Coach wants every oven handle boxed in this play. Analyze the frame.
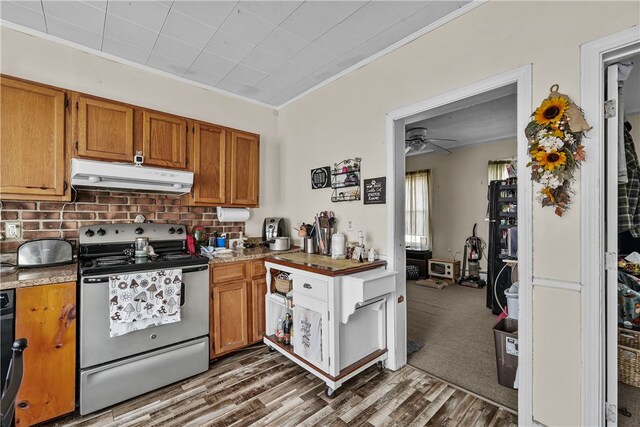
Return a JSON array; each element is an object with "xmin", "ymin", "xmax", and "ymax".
[
  {"xmin": 181, "ymin": 265, "xmax": 209, "ymax": 274},
  {"xmin": 180, "ymin": 282, "xmax": 185, "ymax": 306},
  {"xmin": 81, "ymin": 265, "xmax": 208, "ymax": 283}
]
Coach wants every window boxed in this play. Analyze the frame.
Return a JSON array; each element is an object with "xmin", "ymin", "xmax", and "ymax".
[
  {"xmin": 405, "ymin": 170, "xmax": 432, "ymax": 249},
  {"xmin": 488, "ymin": 160, "xmax": 513, "ymax": 182}
]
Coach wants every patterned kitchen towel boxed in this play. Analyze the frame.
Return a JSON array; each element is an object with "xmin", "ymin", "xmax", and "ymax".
[
  {"xmin": 292, "ymin": 306, "xmax": 322, "ymax": 363},
  {"xmin": 109, "ymin": 269, "xmax": 182, "ymax": 338}
]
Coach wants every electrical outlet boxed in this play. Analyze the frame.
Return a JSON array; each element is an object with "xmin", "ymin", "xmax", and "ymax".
[
  {"xmin": 347, "ymin": 219, "xmax": 354, "ymax": 231},
  {"xmin": 6, "ymin": 222, "xmax": 20, "ymax": 239}
]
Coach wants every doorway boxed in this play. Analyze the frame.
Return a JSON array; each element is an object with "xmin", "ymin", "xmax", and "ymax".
[
  {"xmin": 385, "ymin": 65, "xmax": 533, "ymax": 424},
  {"xmin": 580, "ymin": 27, "xmax": 640, "ymax": 427}
]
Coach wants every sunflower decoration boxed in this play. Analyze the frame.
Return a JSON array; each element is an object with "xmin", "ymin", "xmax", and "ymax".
[{"xmin": 526, "ymin": 84, "xmax": 590, "ymax": 216}]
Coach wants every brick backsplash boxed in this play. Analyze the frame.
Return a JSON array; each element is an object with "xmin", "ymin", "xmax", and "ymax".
[{"xmin": 0, "ymin": 189, "xmax": 245, "ymax": 253}]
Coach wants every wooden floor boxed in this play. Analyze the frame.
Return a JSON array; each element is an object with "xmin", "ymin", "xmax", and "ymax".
[{"xmin": 47, "ymin": 347, "xmax": 517, "ymax": 427}]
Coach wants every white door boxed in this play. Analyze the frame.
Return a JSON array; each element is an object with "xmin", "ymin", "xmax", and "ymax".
[{"xmin": 605, "ymin": 63, "xmax": 620, "ymax": 427}]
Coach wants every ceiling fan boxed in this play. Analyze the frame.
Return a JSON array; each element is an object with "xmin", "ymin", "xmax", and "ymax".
[{"xmin": 404, "ymin": 127, "xmax": 456, "ymax": 155}]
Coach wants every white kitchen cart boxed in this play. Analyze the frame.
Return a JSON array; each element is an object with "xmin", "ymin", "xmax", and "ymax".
[{"xmin": 264, "ymin": 255, "xmax": 396, "ymax": 398}]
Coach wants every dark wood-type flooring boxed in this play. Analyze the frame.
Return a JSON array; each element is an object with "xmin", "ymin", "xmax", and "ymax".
[{"xmin": 46, "ymin": 347, "xmax": 517, "ymax": 427}]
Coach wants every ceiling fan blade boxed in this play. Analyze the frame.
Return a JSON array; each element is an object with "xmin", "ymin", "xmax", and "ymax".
[
  {"xmin": 426, "ymin": 142, "xmax": 451, "ymax": 155},
  {"xmin": 424, "ymin": 138, "xmax": 457, "ymax": 143},
  {"xmin": 405, "ymin": 145, "xmax": 413, "ymax": 154}
]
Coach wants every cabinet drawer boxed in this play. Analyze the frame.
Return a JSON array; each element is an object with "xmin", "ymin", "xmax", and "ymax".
[
  {"xmin": 212, "ymin": 263, "xmax": 246, "ymax": 283},
  {"xmin": 251, "ymin": 261, "xmax": 266, "ymax": 278},
  {"xmin": 292, "ymin": 274, "xmax": 327, "ymax": 302}
]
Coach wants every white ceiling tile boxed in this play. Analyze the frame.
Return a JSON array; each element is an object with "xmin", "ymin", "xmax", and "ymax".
[
  {"xmin": 152, "ymin": 34, "xmax": 201, "ymax": 65},
  {"xmin": 83, "ymin": 1, "xmax": 107, "ymax": 11},
  {"xmin": 269, "ymin": 60, "xmax": 312, "ymax": 84},
  {"xmin": 278, "ymin": 2, "xmax": 336, "ymax": 42},
  {"xmin": 255, "ymin": 74, "xmax": 290, "ymax": 95},
  {"xmin": 161, "ymin": 9, "xmax": 218, "ymax": 50},
  {"xmin": 9, "ymin": 1, "xmax": 42, "ymax": 12},
  {"xmin": 225, "ymin": 64, "xmax": 267, "ymax": 86},
  {"xmin": 102, "ymin": 37, "xmax": 149, "ymax": 64},
  {"xmin": 290, "ymin": 43, "xmax": 337, "ymax": 70},
  {"xmin": 403, "ymin": 1, "xmax": 462, "ymax": 32},
  {"xmin": 184, "ymin": 66, "xmax": 225, "ymax": 87},
  {"xmin": 340, "ymin": 2, "xmax": 401, "ymax": 42},
  {"xmin": 313, "ymin": 22, "xmax": 365, "ymax": 57},
  {"xmin": 190, "ymin": 50, "xmax": 238, "ymax": 77},
  {"xmin": 104, "ymin": 13, "xmax": 158, "ymax": 51},
  {"xmin": 257, "ymin": 27, "xmax": 306, "ymax": 60},
  {"xmin": 346, "ymin": 20, "xmax": 415, "ymax": 60},
  {"xmin": 219, "ymin": 7, "xmax": 275, "ymax": 45},
  {"xmin": 147, "ymin": 52, "xmax": 190, "ymax": 76},
  {"xmin": 0, "ymin": 2, "xmax": 46, "ymax": 32},
  {"xmin": 307, "ymin": 1, "xmax": 366, "ymax": 24},
  {"xmin": 216, "ymin": 76, "xmax": 263, "ymax": 98},
  {"xmin": 237, "ymin": 1, "xmax": 302, "ymax": 26},
  {"xmin": 43, "ymin": 1, "xmax": 106, "ymax": 35},
  {"xmin": 241, "ymin": 47, "xmax": 286, "ymax": 74},
  {"xmin": 204, "ymin": 31, "xmax": 254, "ymax": 62},
  {"xmin": 46, "ymin": 14, "xmax": 102, "ymax": 50},
  {"xmin": 384, "ymin": 1, "xmax": 432, "ymax": 20},
  {"xmin": 107, "ymin": 0, "xmax": 170, "ymax": 32},
  {"xmin": 171, "ymin": 1, "xmax": 236, "ymax": 29},
  {"xmin": 250, "ymin": 91, "xmax": 279, "ymax": 105}
]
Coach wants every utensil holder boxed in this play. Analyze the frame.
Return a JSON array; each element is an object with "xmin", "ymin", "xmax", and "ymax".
[
  {"xmin": 318, "ymin": 226, "xmax": 333, "ymax": 255},
  {"xmin": 304, "ymin": 237, "xmax": 317, "ymax": 254}
]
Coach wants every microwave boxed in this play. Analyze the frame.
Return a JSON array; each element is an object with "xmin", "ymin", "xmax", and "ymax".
[{"xmin": 427, "ymin": 259, "xmax": 461, "ymax": 281}]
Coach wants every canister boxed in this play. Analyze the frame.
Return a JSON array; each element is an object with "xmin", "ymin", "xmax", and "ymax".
[{"xmin": 304, "ymin": 237, "xmax": 317, "ymax": 254}]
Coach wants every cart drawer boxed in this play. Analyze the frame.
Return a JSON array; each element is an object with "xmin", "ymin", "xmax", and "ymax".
[{"xmin": 292, "ymin": 274, "xmax": 327, "ymax": 301}]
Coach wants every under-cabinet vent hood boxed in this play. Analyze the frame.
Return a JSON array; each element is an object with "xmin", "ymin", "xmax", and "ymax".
[{"xmin": 71, "ymin": 159, "xmax": 193, "ymax": 193}]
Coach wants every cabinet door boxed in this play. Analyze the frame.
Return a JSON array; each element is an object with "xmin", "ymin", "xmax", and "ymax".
[
  {"xmin": 142, "ymin": 111, "xmax": 187, "ymax": 169},
  {"xmin": 212, "ymin": 281, "xmax": 248, "ymax": 356},
  {"xmin": 0, "ymin": 77, "xmax": 68, "ymax": 200},
  {"xmin": 192, "ymin": 122, "xmax": 226, "ymax": 204},
  {"xmin": 251, "ymin": 278, "xmax": 267, "ymax": 343},
  {"xmin": 229, "ymin": 131, "xmax": 259, "ymax": 207},
  {"xmin": 77, "ymin": 95, "xmax": 134, "ymax": 162},
  {"xmin": 15, "ymin": 282, "xmax": 76, "ymax": 426}
]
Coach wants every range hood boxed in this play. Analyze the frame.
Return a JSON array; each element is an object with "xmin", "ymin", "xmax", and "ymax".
[{"xmin": 71, "ymin": 159, "xmax": 193, "ymax": 193}]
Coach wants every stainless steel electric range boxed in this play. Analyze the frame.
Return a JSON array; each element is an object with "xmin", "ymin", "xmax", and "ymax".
[{"xmin": 77, "ymin": 223, "xmax": 209, "ymax": 415}]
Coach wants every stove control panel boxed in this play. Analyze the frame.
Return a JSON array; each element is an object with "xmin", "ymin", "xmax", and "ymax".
[{"xmin": 79, "ymin": 223, "xmax": 186, "ymax": 244}]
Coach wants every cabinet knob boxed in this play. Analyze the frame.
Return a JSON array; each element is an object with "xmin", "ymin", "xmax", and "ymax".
[
  {"xmin": 17, "ymin": 401, "xmax": 28, "ymax": 409},
  {"xmin": 303, "ymin": 283, "xmax": 312, "ymax": 289},
  {"xmin": 150, "ymin": 333, "xmax": 157, "ymax": 339},
  {"xmin": 135, "ymin": 227, "xmax": 144, "ymax": 235}
]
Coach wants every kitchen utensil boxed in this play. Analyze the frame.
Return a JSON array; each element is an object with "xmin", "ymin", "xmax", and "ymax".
[
  {"xmin": 304, "ymin": 237, "xmax": 317, "ymax": 254},
  {"xmin": 269, "ymin": 237, "xmax": 291, "ymax": 251},
  {"xmin": 16, "ymin": 239, "xmax": 73, "ymax": 268}
]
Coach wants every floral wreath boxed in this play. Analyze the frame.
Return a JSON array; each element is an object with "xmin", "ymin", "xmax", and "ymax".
[{"xmin": 525, "ymin": 84, "xmax": 591, "ymax": 216}]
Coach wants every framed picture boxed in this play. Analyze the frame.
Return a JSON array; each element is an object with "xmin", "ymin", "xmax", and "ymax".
[
  {"xmin": 311, "ymin": 166, "xmax": 331, "ymax": 189},
  {"xmin": 364, "ymin": 177, "xmax": 386, "ymax": 204},
  {"xmin": 352, "ymin": 245, "xmax": 363, "ymax": 261}
]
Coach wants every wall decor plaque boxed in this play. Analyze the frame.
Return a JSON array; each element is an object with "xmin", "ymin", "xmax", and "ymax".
[
  {"xmin": 364, "ymin": 177, "xmax": 386, "ymax": 205},
  {"xmin": 311, "ymin": 166, "xmax": 331, "ymax": 189}
]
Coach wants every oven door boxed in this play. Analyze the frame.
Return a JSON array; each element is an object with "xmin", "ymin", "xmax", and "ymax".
[{"xmin": 80, "ymin": 264, "xmax": 209, "ymax": 369}]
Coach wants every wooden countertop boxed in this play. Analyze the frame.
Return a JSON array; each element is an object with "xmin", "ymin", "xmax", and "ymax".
[
  {"xmin": 266, "ymin": 252, "xmax": 387, "ymax": 276},
  {"xmin": 1, "ymin": 262, "xmax": 78, "ymax": 290}
]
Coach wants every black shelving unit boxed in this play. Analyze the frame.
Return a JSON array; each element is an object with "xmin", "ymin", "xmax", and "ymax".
[{"xmin": 331, "ymin": 158, "xmax": 361, "ymax": 202}]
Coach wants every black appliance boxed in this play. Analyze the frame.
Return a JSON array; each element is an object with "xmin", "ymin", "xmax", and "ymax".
[
  {"xmin": 487, "ymin": 179, "xmax": 518, "ymax": 314},
  {"xmin": 0, "ymin": 290, "xmax": 15, "ymax": 391}
]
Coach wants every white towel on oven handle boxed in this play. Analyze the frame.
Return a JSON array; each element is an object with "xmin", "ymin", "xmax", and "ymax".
[{"xmin": 109, "ymin": 268, "xmax": 182, "ymax": 338}]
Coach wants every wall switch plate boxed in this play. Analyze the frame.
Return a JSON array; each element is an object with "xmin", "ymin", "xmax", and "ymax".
[
  {"xmin": 347, "ymin": 219, "xmax": 354, "ymax": 231},
  {"xmin": 6, "ymin": 222, "xmax": 20, "ymax": 239}
]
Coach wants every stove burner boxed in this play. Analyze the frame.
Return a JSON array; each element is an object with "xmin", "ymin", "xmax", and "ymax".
[
  {"xmin": 93, "ymin": 256, "xmax": 133, "ymax": 266},
  {"xmin": 95, "ymin": 256, "xmax": 130, "ymax": 262},
  {"xmin": 160, "ymin": 253, "xmax": 192, "ymax": 260}
]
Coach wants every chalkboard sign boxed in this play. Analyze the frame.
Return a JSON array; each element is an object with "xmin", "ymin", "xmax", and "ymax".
[
  {"xmin": 311, "ymin": 166, "xmax": 331, "ymax": 189},
  {"xmin": 364, "ymin": 177, "xmax": 386, "ymax": 205}
]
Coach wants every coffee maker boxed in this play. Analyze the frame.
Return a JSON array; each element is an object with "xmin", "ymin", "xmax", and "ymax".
[{"xmin": 262, "ymin": 217, "xmax": 286, "ymax": 242}]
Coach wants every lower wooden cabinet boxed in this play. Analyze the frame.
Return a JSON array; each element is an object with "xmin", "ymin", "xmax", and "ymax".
[
  {"xmin": 15, "ymin": 282, "xmax": 76, "ymax": 426},
  {"xmin": 210, "ymin": 260, "xmax": 268, "ymax": 358}
]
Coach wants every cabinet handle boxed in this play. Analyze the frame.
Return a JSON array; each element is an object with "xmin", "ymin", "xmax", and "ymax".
[
  {"xmin": 54, "ymin": 303, "xmax": 76, "ymax": 349},
  {"xmin": 303, "ymin": 283, "xmax": 312, "ymax": 289}
]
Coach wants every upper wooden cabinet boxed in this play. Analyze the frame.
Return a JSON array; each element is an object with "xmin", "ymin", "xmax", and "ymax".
[
  {"xmin": 141, "ymin": 111, "xmax": 187, "ymax": 169},
  {"xmin": 229, "ymin": 130, "xmax": 260, "ymax": 207},
  {"xmin": 15, "ymin": 282, "xmax": 76, "ymax": 426},
  {"xmin": 0, "ymin": 77, "xmax": 70, "ymax": 201},
  {"xmin": 185, "ymin": 124, "xmax": 260, "ymax": 208},
  {"xmin": 77, "ymin": 95, "xmax": 134, "ymax": 162}
]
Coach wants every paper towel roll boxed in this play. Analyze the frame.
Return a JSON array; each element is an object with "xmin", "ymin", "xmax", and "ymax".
[{"xmin": 216, "ymin": 207, "xmax": 250, "ymax": 222}]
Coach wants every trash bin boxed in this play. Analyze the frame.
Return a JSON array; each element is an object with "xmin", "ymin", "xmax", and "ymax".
[{"xmin": 493, "ymin": 318, "xmax": 518, "ymax": 389}]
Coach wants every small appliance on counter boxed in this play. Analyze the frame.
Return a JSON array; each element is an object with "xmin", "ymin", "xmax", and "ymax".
[
  {"xmin": 17, "ymin": 239, "xmax": 73, "ymax": 268},
  {"xmin": 270, "ymin": 237, "xmax": 291, "ymax": 251},
  {"xmin": 262, "ymin": 217, "xmax": 286, "ymax": 242}
]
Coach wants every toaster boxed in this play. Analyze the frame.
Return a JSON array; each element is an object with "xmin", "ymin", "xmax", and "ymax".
[
  {"xmin": 17, "ymin": 239, "xmax": 73, "ymax": 268},
  {"xmin": 262, "ymin": 217, "xmax": 286, "ymax": 241}
]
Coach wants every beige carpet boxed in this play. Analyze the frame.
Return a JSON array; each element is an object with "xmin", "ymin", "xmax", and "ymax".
[
  {"xmin": 620, "ymin": 380, "xmax": 640, "ymax": 425},
  {"xmin": 407, "ymin": 280, "xmax": 518, "ymax": 410}
]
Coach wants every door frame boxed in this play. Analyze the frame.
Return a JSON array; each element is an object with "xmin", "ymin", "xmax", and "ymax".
[
  {"xmin": 581, "ymin": 27, "xmax": 640, "ymax": 426},
  {"xmin": 385, "ymin": 64, "xmax": 533, "ymax": 424}
]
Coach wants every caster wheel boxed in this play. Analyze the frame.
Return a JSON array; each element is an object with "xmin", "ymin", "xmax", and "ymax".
[
  {"xmin": 377, "ymin": 361, "xmax": 385, "ymax": 371},
  {"xmin": 325, "ymin": 387, "xmax": 335, "ymax": 398},
  {"xmin": 268, "ymin": 346, "xmax": 276, "ymax": 353}
]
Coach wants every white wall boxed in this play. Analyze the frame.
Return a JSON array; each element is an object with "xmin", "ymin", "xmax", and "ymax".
[
  {"xmin": 0, "ymin": 27, "xmax": 279, "ymax": 237},
  {"xmin": 405, "ymin": 138, "xmax": 516, "ymax": 270},
  {"xmin": 275, "ymin": 2, "xmax": 639, "ymax": 425}
]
